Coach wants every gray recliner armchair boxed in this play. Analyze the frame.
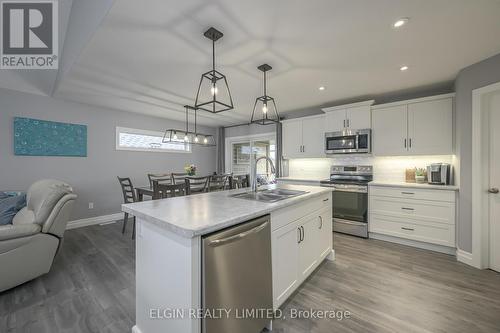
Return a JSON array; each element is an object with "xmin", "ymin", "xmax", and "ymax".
[{"xmin": 0, "ymin": 179, "xmax": 77, "ymax": 292}]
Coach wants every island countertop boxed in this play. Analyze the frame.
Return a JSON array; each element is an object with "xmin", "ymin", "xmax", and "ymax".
[{"xmin": 122, "ymin": 184, "xmax": 333, "ymax": 238}]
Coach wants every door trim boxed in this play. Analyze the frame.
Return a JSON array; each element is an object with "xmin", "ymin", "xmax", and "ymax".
[
  {"xmin": 224, "ymin": 132, "xmax": 276, "ymax": 174},
  {"xmin": 471, "ymin": 81, "xmax": 500, "ymax": 269}
]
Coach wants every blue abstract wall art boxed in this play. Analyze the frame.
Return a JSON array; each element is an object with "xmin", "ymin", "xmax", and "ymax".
[{"xmin": 14, "ymin": 117, "xmax": 87, "ymax": 157}]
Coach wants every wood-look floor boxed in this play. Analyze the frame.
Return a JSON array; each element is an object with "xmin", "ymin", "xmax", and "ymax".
[{"xmin": 1, "ymin": 223, "xmax": 499, "ymax": 333}]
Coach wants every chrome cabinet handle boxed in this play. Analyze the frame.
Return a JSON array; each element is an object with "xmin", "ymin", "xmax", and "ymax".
[
  {"xmin": 401, "ymin": 192, "xmax": 415, "ymax": 195},
  {"xmin": 401, "ymin": 227, "xmax": 414, "ymax": 231},
  {"xmin": 401, "ymin": 207, "xmax": 415, "ymax": 211},
  {"xmin": 323, "ymin": 198, "xmax": 329, "ymax": 202},
  {"xmin": 301, "ymin": 226, "xmax": 305, "ymax": 241},
  {"xmin": 404, "ymin": 138, "xmax": 407, "ymax": 148},
  {"xmin": 488, "ymin": 188, "xmax": 499, "ymax": 194},
  {"xmin": 343, "ymin": 119, "xmax": 346, "ymax": 128},
  {"xmin": 319, "ymin": 216, "xmax": 323, "ymax": 229},
  {"xmin": 297, "ymin": 227, "xmax": 302, "ymax": 243},
  {"xmin": 409, "ymin": 138, "xmax": 412, "ymax": 148}
]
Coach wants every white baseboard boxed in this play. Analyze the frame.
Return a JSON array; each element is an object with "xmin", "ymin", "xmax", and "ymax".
[
  {"xmin": 369, "ymin": 232, "xmax": 456, "ymax": 255},
  {"xmin": 66, "ymin": 212, "xmax": 124, "ymax": 230},
  {"xmin": 456, "ymin": 248, "xmax": 474, "ymax": 266}
]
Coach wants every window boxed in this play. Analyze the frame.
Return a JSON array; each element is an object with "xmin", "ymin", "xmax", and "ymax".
[{"xmin": 116, "ymin": 127, "xmax": 191, "ymax": 153}]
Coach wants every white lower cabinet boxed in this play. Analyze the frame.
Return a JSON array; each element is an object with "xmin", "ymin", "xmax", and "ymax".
[
  {"xmin": 369, "ymin": 185, "xmax": 456, "ymax": 248},
  {"xmin": 271, "ymin": 195, "xmax": 332, "ymax": 310}
]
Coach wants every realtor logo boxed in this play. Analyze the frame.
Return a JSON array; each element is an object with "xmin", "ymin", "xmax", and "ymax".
[{"xmin": 1, "ymin": 0, "xmax": 58, "ymax": 69}]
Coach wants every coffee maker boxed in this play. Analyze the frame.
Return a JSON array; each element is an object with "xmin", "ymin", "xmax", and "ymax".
[{"xmin": 426, "ymin": 163, "xmax": 451, "ymax": 185}]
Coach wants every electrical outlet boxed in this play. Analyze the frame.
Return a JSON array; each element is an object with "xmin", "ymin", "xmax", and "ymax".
[{"xmin": 88, "ymin": 202, "xmax": 94, "ymax": 209}]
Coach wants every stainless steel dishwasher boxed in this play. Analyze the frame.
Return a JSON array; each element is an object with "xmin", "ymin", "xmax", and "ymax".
[{"xmin": 202, "ymin": 215, "xmax": 272, "ymax": 333}]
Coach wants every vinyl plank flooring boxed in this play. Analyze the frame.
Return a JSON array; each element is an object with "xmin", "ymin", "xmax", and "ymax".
[{"xmin": 1, "ymin": 223, "xmax": 499, "ymax": 333}]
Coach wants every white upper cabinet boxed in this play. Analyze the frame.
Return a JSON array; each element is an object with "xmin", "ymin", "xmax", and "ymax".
[
  {"xmin": 282, "ymin": 120, "xmax": 302, "ymax": 159},
  {"xmin": 324, "ymin": 109, "xmax": 346, "ymax": 132},
  {"xmin": 407, "ymin": 98, "xmax": 453, "ymax": 155},
  {"xmin": 282, "ymin": 115, "xmax": 325, "ymax": 159},
  {"xmin": 372, "ymin": 94, "xmax": 454, "ymax": 156},
  {"xmin": 323, "ymin": 100, "xmax": 374, "ymax": 132},
  {"xmin": 372, "ymin": 105, "xmax": 408, "ymax": 156}
]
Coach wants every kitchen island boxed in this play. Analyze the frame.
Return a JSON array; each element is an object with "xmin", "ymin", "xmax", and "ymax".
[{"xmin": 122, "ymin": 184, "xmax": 334, "ymax": 333}]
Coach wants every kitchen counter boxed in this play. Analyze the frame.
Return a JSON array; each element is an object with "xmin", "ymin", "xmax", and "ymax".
[
  {"xmin": 369, "ymin": 181, "xmax": 459, "ymax": 191},
  {"xmin": 122, "ymin": 184, "xmax": 332, "ymax": 238}
]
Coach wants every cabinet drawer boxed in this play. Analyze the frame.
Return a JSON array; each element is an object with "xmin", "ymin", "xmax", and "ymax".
[
  {"xmin": 369, "ymin": 196, "xmax": 455, "ymax": 226},
  {"xmin": 369, "ymin": 186, "xmax": 455, "ymax": 203},
  {"xmin": 271, "ymin": 193, "xmax": 332, "ymax": 231},
  {"xmin": 369, "ymin": 214, "xmax": 455, "ymax": 247}
]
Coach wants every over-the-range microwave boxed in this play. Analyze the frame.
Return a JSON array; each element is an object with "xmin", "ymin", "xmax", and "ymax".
[{"xmin": 325, "ymin": 129, "xmax": 371, "ymax": 154}]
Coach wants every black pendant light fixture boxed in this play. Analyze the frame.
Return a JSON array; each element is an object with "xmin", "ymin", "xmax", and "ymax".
[
  {"xmin": 163, "ymin": 105, "xmax": 216, "ymax": 147},
  {"xmin": 250, "ymin": 64, "xmax": 280, "ymax": 125},
  {"xmin": 194, "ymin": 27, "xmax": 234, "ymax": 113}
]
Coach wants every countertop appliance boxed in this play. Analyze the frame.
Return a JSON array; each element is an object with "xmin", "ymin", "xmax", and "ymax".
[
  {"xmin": 202, "ymin": 215, "xmax": 272, "ymax": 333},
  {"xmin": 320, "ymin": 165, "xmax": 373, "ymax": 238},
  {"xmin": 427, "ymin": 163, "xmax": 451, "ymax": 185},
  {"xmin": 325, "ymin": 129, "xmax": 371, "ymax": 154}
]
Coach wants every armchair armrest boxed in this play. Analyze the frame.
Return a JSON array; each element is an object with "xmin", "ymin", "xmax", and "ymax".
[{"xmin": 0, "ymin": 223, "xmax": 41, "ymax": 241}]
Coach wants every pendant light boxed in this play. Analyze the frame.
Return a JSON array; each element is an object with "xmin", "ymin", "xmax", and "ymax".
[
  {"xmin": 250, "ymin": 64, "xmax": 280, "ymax": 125},
  {"xmin": 163, "ymin": 106, "xmax": 216, "ymax": 147},
  {"xmin": 194, "ymin": 27, "xmax": 234, "ymax": 113}
]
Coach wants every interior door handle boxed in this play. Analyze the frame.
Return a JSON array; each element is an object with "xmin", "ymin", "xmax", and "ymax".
[{"xmin": 489, "ymin": 188, "xmax": 499, "ymax": 194}]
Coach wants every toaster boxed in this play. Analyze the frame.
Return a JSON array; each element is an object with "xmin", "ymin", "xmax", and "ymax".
[{"xmin": 426, "ymin": 163, "xmax": 451, "ymax": 185}]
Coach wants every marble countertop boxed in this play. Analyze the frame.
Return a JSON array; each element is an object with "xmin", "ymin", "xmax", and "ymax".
[
  {"xmin": 122, "ymin": 184, "xmax": 333, "ymax": 238},
  {"xmin": 369, "ymin": 181, "xmax": 459, "ymax": 191},
  {"xmin": 277, "ymin": 177, "xmax": 326, "ymax": 183}
]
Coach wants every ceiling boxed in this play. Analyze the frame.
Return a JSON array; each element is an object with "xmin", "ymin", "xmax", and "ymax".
[{"xmin": 2, "ymin": 0, "xmax": 500, "ymax": 127}]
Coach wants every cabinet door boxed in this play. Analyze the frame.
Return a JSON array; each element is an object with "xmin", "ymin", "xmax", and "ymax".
[
  {"xmin": 317, "ymin": 207, "xmax": 333, "ymax": 259},
  {"xmin": 347, "ymin": 105, "xmax": 371, "ymax": 129},
  {"xmin": 372, "ymin": 105, "xmax": 408, "ymax": 156},
  {"xmin": 271, "ymin": 221, "xmax": 299, "ymax": 309},
  {"xmin": 298, "ymin": 217, "xmax": 319, "ymax": 281},
  {"xmin": 325, "ymin": 110, "xmax": 346, "ymax": 132},
  {"xmin": 301, "ymin": 116, "xmax": 325, "ymax": 158},
  {"xmin": 407, "ymin": 98, "xmax": 453, "ymax": 155},
  {"xmin": 282, "ymin": 120, "xmax": 303, "ymax": 159}
]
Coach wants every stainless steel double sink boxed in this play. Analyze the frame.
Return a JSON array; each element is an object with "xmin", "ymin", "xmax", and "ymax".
[{"xmin": 230, "ymin": 188, "xmax": 308, "ymax": 202}]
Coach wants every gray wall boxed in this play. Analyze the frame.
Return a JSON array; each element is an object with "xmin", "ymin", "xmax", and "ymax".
[
  {"xmin": 455, "ymin": 53, "xmax": 500, "ymax": 252},
  {"xmin": 0, "ymin": 88, "xmax": 216, "ymax": 220},
  {"xmin": 225, "ymin": 123, "xmax": 277, "ymax": 138}
]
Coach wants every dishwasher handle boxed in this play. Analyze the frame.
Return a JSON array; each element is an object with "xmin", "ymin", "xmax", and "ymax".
[{"xmin": 208, "ymin": 221, "xmax": 269, "ymax": 247}]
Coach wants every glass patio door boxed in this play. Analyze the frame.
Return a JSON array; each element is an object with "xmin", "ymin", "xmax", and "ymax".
[{"xmin": 227, "ymin": 135, "xmax": 276, "ymax": 185}]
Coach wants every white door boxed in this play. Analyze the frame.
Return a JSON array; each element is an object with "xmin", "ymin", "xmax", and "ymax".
[
  {"xmin": 325, "ymin": 109, "xmax": 346, "ymax": 132},
  {"xmin": 407, "ymin": 98, "xmax": 453, "ymax": 155},
  {"xmin": 298, "ymin": 217, "xmax": 319, "ymax": 281},
  {"xmin": 301, "ymin": 116, "xmax": 325, "ymax": 158},
  {"xmin": 489, "ymin": 91, "xmax": 500, "ymax": 272},
  {"xmin": 271, "ymin": 221, "xmax": 299, "ymax": 309},
  {"xmin": 346, "ymin": 105, "xmax": 371, "ymax": 129},
  {"xmin": 372, "ymin": 105, "xmax": 408, "ymax": 156},
  {"xmin": 282, "ymin": 120, "xmax": 302, "ymax": 159}
]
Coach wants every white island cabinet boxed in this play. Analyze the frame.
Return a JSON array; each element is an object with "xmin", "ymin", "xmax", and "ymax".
[{"xmin": 123, "ymin": 184, "xmax": 333, "ymax": 333}]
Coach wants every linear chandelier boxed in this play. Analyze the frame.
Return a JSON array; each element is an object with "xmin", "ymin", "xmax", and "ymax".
[
  {"xmin": 194, "ymin": 27, "xmax": 234, "ymax": 113},
  {"xmin": 163, "ymin": 105, "xmax": 216, "ymax": 147},
  {"xmin": 250, "ymin": 64, "xmax": 280, "ymax": 125}
]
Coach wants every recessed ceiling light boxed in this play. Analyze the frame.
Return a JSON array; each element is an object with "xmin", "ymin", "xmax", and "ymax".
[
  {"xmin": 400, "ymin": 65, "xmax": 409, "ymax": 71},
  {"xmin": 393, "ymin": 18, "xmax": 409, "ymax": 28},
  {"xmin": 319, "ymin": 86, "xmax": 326, "ymax": 91}
]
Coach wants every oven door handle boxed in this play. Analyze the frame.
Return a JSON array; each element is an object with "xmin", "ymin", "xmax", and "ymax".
[{"xmin": 333, "ymin": 188, "xmax": 368, "ymax": 193}]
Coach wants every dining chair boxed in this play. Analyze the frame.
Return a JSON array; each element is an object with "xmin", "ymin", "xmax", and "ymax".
[
  {"xmin": 117, "ymin": 177, "xmax": 137, "ymax": 239},
  {"xmin": 185, "ymin": 176, "xmax": 210, "ymax": 195},
  {"xmin": 231, "ymin": 174, "xmax": 251, "ymax": 189},
  {"xmin": 153, "ymin": 181, "xmax": 187, "ymax": 198},
  {"xmin": 208, "ymin": 174, "xmax": 231, "ymax": 192},
  {"xmin": 147, "ymin": 173, "xmax": 172, "ymax": 188},
  {"xmin": 172, "ymin": 173, "xmax": 189, "ymax": 185}
]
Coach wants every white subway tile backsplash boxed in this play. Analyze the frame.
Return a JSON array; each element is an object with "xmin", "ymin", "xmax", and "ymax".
[{"xmin": 288, "ymin": 155, "xmax": 455, "ymax": 183}]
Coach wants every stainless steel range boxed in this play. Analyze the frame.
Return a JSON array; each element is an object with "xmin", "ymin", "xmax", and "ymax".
[{"xmin": 320, "ymin": 165, "xmax": 373, "ymax": 238}]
